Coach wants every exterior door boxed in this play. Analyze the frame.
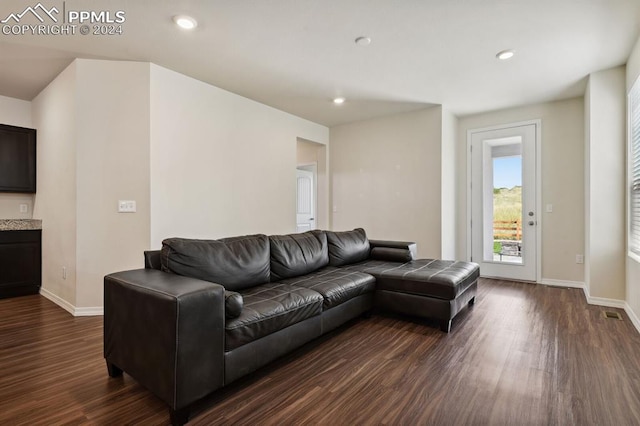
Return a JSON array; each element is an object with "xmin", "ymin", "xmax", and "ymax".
[
  {"xmin": 296, "ymin": 168, "xmax": 315, "ymax": 232},
  {"xmin": 469, "ymin": 122, "xmax": 538, "ymax": 281}
]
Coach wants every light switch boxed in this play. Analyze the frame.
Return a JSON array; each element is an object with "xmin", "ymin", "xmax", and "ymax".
[
  {"xmin": 118, "ymin": 200, "xmax": 136, "ymax": 213},
  {"xmin": 546, "ymin": 204, "xmax": 553, "ymax": 213}
]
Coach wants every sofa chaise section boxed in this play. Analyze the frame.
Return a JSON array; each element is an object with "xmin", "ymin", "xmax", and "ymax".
[{"xmin": 342, "ymin": 258, "xmax": 479, "ymax": 332}]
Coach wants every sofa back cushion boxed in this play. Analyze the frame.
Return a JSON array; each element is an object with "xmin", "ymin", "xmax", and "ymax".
[
  {"xmin": 269, "ymin": 231, "xmax": 329, "ymax": 281},
  {"xmin": 144, "ymin": 250, "xmax": 161, "ymax": 270},
  {"xmin": 370, "ymin": 247, "xmax": 414, "ymax": 263},
  {"xmin": 161, "ymin": 234, "xmax": 270, "ymax": 291},
  {"xmin": 325, "ymin": 228, "xmax": 370, "ymax": 266}
]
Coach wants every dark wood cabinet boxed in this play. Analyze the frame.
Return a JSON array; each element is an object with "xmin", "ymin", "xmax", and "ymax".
[
  {"xmin": 0, "ymin": 230, "xmax": 41, "ymax": 298},
  {"xmin": 0, "ymin": 124, "xmax": 37, "ymax": 193}
]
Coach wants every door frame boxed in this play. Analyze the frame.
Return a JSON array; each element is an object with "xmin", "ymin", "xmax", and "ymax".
[{"xmin": 466, "ymin": 119, "xmax": 542, "ymax": 282}]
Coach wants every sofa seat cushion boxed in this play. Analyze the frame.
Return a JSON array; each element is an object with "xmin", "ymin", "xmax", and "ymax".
[
  {"xmin": 277, "ymin": 267, "xmax": 376, "ymax": 310},
  {"xmin": 269, "ymin": 231, "xmax": 329, "ymax": 281},
  {"xmin": 225, "ymin": 283, "xmax": 323, "ymax": 351},
  {"xmin": 341, "ymin": 259, "xmax": 480, "ymax": 301}
]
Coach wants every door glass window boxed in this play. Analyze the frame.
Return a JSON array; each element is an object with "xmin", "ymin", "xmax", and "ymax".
[
  {"xmin": 492, "ymin": 155, "xmax": 522, "ymax": 264},
  {"xmin": 482, "ymin": 138, "xmax": 523, "ymax": 264}
]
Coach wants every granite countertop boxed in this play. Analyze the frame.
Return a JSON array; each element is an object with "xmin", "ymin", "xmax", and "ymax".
[{"xmin": 0, "ymin": 219, "xmax": 42, "ymax": 231}]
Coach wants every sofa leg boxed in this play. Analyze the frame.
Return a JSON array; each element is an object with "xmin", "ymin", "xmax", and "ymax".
[
  {"xmin": 440, "ymin": 319, "xmax": 452, "ymax": 333},
  {"xmin": 106, "ymin": 361, "xmax": 123, "ymax": 378},
  {"xmin": 468, "ymin": 297, "xmax": 476, "ymax": 306},
  {"xmin": 170, "ymin": 407, "xmax": 190, "ymax": 426}
]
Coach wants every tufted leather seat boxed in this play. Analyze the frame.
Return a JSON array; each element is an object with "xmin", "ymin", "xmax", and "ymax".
[
  {"xmin": 225, "ymin": 283, "xmax": 323, "ymax": 351},
  {"xmin": 342, "ymin": 259, "xmax": 479, "ymax": 300},
  {"xmin": 277, "ymin": 266, "xmax": 376, "ymax": 310}
]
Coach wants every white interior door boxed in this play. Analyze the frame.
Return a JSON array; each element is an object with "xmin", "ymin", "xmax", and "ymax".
[
  {"xmin": 469, "ymin": 123, "xmax": 538, "ymax": 282},
  {"xmin": 296, "ymin": 168, "xmax": 315, "ymax": 232}
]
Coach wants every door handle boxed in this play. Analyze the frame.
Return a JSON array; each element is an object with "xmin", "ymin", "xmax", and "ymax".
[
  {"xmin": 528, "ymin": 221, "xmax": 535, "ymax": 226},
  {"xmin": 309, "ymin": 218, "xmax": 314, "ymax": 221}
]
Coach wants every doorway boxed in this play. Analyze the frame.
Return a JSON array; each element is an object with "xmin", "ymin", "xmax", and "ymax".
[
  {"xmin": 296, "ymin": 166, "xmax": 316, "ymax": 232},
  {"xmin": 468, "ymin": 121, "xmax": 540, "ymax": 282},
  {"xmin": 296, "ymin": 138, "xmax": 327, "ymax": 231}
]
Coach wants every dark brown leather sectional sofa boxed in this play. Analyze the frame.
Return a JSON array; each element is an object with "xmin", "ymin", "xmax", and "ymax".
[{"xmin": 104, "ymin": 228, "xmax": 479, "ymax": 425}]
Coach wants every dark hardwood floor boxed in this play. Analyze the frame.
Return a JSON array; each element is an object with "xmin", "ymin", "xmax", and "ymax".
[{"xmin": 2, "ymin": 278, "xmax": 640, "ymax": 425}]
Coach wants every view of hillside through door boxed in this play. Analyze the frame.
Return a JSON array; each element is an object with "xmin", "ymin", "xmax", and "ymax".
[{"xmin": 469, "ymin": 122, "xmax": 539, "ymax": 282}]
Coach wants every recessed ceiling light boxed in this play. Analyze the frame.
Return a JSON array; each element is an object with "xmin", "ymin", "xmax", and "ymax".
[
  {"xmin": 333, "ymin": 97, "xmax": 345, "ymax": 105},
  {"xmin": 355, "ymin": 36, "xmax": 371, "ymax": 46},
  {"xmin": 496, "ymin": 50, "xmax": 515, "ymax": 60},
  {"xmin": 173, "ymin": 15, "xmax": 197, "ymax": 30}
]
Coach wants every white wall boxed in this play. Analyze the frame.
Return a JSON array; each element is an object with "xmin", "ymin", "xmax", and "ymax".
[
  {"xmin": 457, "ymin": 98, "xmax": 585, "ymax": 283},
  {"xmin": 149, "ymin": 65, "xmax": 328, "ymax": 248},
  {"xmin": 33, "ymin": 59, "xmax": 151, "ymax": 311},
  {"xmin": 585, "ymin": 66, "xmax": 626, "ymax": 301},
  {"xmin": 30, "ymin": 59, "xmax": 328, "ymax": 313},
  {"xmin": 0, "ymin": 95, "xmax": 32, "ymax": 127},
  {"xmin": 441, "ymin": 107, "xmax": 457, "ymax": 259},
  {"xmin": 32, "ymin": 62, "xmax": 78, "ymax": 306},
  {"xmin": 0, "ymin": 95, "xmax": 35, "ymax": 219},
  {"xmin": 74, "ymin": 60, "xmax": 151, "ymax": 308},
  {"xmin": 627, "ymin": 36, "xmax": 640, "ymax": 90},
  {"xmin": 627, "ymin": 35, "xmax": 640, "ymax": 324},
  {"xmin": 330, "ymin": 107, "xmax": 443, "ymax": 258},
  {"xmin": 584, "ymin": 81, "xmax": 591, "ymax": 294}
]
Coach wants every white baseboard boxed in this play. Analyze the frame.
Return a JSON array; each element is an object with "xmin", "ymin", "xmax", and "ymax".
[
  {"xmin": 74, "ymin": 306, "xmax": 104, "ymax": 316},
  {"xmin": 39, "ymin": 287, "xmax": 103, "ymax": 317},
  {"xmin": 585, "ymin": 295, "xmax": 627, "ymax": 309},
  {"xmin": 540, "ymin": 278, "xmax": 629, "ymax": 308},
  {"xmin": 624, "ymin": 303, "xmax": 640, "ymax": 334},
  {"xmin": 538, "ymin": 278, "xmax": 586, "ymax": 289},
  {"xmin": 39, "ymin": 287, "xmax": 75, "ymax": 315}
]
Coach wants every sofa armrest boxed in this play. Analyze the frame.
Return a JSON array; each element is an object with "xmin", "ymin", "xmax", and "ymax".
[
  {"xmin": 368, "ymin": 239, "xmax": 417, "ymax": 262},
  {"xmin": 104, "ymin": 269, "xmax": 225, "ymax": 411}
]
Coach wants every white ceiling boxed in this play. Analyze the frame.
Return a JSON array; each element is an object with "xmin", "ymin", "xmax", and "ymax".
[{"xmin": 0, "ymin": 0, "xmax": 638, "ymax": 126}]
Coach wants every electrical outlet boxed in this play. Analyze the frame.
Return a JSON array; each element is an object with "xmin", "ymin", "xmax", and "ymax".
[
  {"xmin": 576, "ymin": 254, "xmax": 584, "ymax": 264},
  {"xmin": 19, "ymin": 204, "xmax": 28, "ymax": 213}
]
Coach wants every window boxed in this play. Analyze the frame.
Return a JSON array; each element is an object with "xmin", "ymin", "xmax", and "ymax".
[{"xmin": 630, "ymin": 78, "xmax": 640, "ymax": 255}]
